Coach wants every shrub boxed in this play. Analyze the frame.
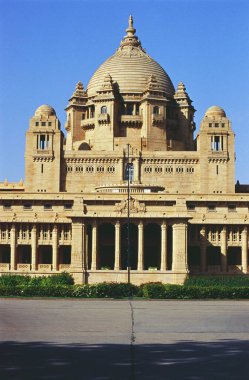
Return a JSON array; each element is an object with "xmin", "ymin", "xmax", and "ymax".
[
  {"xmin": 38, "ymin": 272, "xmax": 74, "ymax": 286},
  {"xmin": 1, "ymin": 279, "xmax": 249, "ymax": 299},
  {"xmin": 0, "ymin": 272, "xmax": 74, "ymax": 287},
  {"xmin": 0, "ymin": 282, "xmax": 139, "ymax": 298},
  {"xmin": 142, "ymin": 282, "xmax": 166, "ymax": 299},
  {"xmin": 75, "ymin": 282, "xmax": 139, "ymax": 298},
  {"xmin": 0, "ymin": 275, "xmax": 31, "ymax": 286}
]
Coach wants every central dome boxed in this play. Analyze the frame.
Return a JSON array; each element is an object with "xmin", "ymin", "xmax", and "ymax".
[{"xmin": 87, "ymin": 16, "xmax": 175, "ymax": 97}]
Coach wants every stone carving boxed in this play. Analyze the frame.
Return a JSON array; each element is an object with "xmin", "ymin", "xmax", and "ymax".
[{"xmin": 115, "ymin": 197, "xmax": 146, "ymax": 213}]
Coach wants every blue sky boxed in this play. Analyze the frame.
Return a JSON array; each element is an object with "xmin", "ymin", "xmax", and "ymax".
[{"xmin": 0, "ymin": 0, "xmax": 249, "ymax": 183}]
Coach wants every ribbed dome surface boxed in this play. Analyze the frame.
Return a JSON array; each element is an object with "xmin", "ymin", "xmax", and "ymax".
[
  {"xmin": 87, "ymin": 16, "xmax": 174, "ymax": 97},
  {"xmin": 205, "ymin": 105, "xmax": 226, "ymax": 118},
  {"xmin": 35, "ymin": 104, "xmax": 56, "ymax": 117},
  {"xmin": 87, "ymin": 53, "xmax": 174, "ymax": 97}
]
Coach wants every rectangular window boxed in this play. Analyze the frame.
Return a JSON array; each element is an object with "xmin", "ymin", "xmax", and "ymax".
[
  {"xmin": 41, "ymin": 122, "xmax": 46, "ymax": 126},
  {"xmin": 44, "ymin": 204, "xmax": 52, "ymax": 210},
  {"xmin": 211, "ymin": 136, "xmax": 222, "ymax": 151},
  {"xmin": 35, "ymin": 122, "xmax": 39, "ymax": 126},
  {"xmin": 187, "ymin": 204, "xmax": 196, "ymax": 211},
  {"xmin": 64, "ymin": 203, "xmax": 73, "ymax": 210},
  {"xmin": 23, "ymin": 203, "xmax": 32, "ymax": 210},
  {"xmin": 48, "ymin": 122, "xmax": 52, "ymax": 126},
  {"xmin": 228, "ymin": 204, "xmax": 236, "ymax": 212},
  {"xmin": 3, "ymin": 203, "xmax": 11, "ymax": 210},
  {"xmin": 39, "ymin": 135, "xmax": 46, "ymax": 149},
  {"xmin": 207, "ymin": 204, "xmax": 216, "ymax": 211},
  {"xmin": 125, "ymin": 163, "xmax": 134, "ymax": 181},
  {"xmin": 39, "ymin": 135, "xmax": 49, "ymax": 149}
]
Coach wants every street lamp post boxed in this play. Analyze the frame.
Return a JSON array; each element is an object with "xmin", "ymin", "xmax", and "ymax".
[{"xmin": 127, "ymin": 143, "xmax": 131, "ymax": 284}]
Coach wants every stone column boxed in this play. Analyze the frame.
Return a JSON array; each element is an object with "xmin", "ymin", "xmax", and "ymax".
[
  {"xmin": 160, "ymin": 221, "xmax": 167, "ymax": 270},
  {"xmin": 242, "ymin": 226, "xmax": 248, "ymax": 274},
  {"xmin": 91, "ymin": 220, "xmax": 98, "ymax": 270},
  {"xmin": 119, "ymin": 158, "xmax": 123, "ymax": 181},
  {"xmin": 172, "ymin": 222, "xmax": 188, "ymax": 272},
  {"xmin": 200, "ymin": 226, "xmax": 207, "ymax": 273},
  {"xmin": 71, "ymin": 219, "xmax": 86, "ymax": 272},
  {"xmin": 134, "ymin": 158, "xmax": 140, "ymax": 183},
  {"xmin": 114, "ymin": 220, "xmax": 121, "ymax": 270},
  {"xmin": 52, "ymin": 225, "xmax": 58, "ymax": 271},
  {"xmin": 31, "ymin": 224, "xmax": 37, "ymax": 271},
  {"xmin": 220, "ymin": 226, "xmax": 227, "ymax": 272},
  {"xmin": 137, "ymin": 221, "xmax": 144, "ymax": 270},
  {"xmin": 10, "ymin": 224, "xmax": 17, "ymax": 271}
]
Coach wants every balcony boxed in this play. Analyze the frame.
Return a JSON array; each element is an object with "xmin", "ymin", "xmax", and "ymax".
[
  {"xmin": 33, "ymin": 149, "xmax": 54, "ymax": 161},
  {"xmin": 98, "ymin": 113, "xmax": 110, "ymax": 124},
  {"xmin": 81, "ymin": 118, "xmax": 95, "ymax": 130},
  {"xmin": 120, "ymin": 115, "xmax": 142, "ymax": 127},
  {"xmin": 152, "ymin": 114, "xmax": 165, "ymax": 126}
]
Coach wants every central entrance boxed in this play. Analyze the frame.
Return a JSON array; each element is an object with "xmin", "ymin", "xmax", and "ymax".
[
  {"xmin": 98, "ymin": 223, "xmax": 115, "ymax": 269},
  {"xmin": 121, "ymin": 223, "xmax": 138, "ymax": 270}
]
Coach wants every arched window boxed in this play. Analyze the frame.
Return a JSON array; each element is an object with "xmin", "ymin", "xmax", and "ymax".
[
  {"xmin": 101, "ymin": 106, "xmax": 107, "ymax": 114},
  {"xmin": 153, "ymin": 106, "xmax": 160, "ymax": 115}
]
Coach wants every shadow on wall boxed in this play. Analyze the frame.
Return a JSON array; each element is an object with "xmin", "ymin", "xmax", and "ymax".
[{"xmin": 1, "ymin": 340, "xmax": 249, "ymax": 380}]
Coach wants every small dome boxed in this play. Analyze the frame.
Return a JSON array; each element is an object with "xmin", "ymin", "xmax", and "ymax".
[
  {"xmin": 205, "ymin": 106, "xmax": 226, "ymax": 118},
  {"xmin": 35, "ymin": 104, "xmax": 56, "ymax": 117}
]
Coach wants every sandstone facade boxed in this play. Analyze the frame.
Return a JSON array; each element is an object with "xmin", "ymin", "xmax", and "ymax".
[{"xmin": 0, "ymin": 17, "xmax": 248, "ymax": 284}]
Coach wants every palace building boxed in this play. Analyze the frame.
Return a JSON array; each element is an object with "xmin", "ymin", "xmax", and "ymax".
[{"xmin": 0, "ymin": 16, "xmax": 248, "ymax": 284}]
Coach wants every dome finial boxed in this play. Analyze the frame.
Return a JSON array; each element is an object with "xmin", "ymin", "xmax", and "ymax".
[
  {"xmin": 129, "ymin": 15, "xmax": 133, "ymax": 28},
  {"xmin": 126, "ymin": 14, "xmax": 136, "ymax": 36}
]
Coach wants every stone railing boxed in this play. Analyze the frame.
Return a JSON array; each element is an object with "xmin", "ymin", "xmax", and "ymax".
[
  {"xmin": 152, "ymin": 114, "xmax": 164, "ymax": 126},
  {"xmin": 17, "ymin": 264, "xmax": 31, "ymax": 271},
  {"xmin": 98, "ymin": 113, "xmax": 110, "ymax": 124},
  {"xmin": 0, "ymin": 236, "xmax": 10, "ymax": 243},
  {"xmin": 38, "ymin": 264, "xmax": 52, "ymax": 271},
  {"xmin": 120, "ymin": 115, "xmax": 142, "ymax": 127},
  {"xmin": 81, "ymin": 118, "xmax": 95, "ymax": 129},
  {"xmin": 0, "ymin": 263, "xmax": 10, "ymax": 271}
]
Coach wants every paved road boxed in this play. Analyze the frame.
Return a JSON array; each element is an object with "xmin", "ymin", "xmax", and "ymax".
[{"xmin": 1, "ymin": 299, "xmax": 249, "ymax": 379}]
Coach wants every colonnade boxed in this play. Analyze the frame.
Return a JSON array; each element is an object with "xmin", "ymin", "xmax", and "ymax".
[
  {"xmin": 8, "ymin": 224, "xmax": 60, "ymax": 271},
  {"xmin": 71, "ymin": 219, "xmax": 188, "ymax": 273},
  {"xmin": 4, "ymin": 222, "xmax": 248, "ymax": 275},
  {"xmin": 198, "ymin": 226, "xmax": 248, "ymax": 273}
]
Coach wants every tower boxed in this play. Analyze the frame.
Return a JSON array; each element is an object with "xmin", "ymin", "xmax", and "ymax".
[
  {"xmin": 25, "ymin": 104, "xmax": 63, "ymax": 192},
  {"xmin": 197, "ymin": 106, "xmax": 235, "ymax": 193}
]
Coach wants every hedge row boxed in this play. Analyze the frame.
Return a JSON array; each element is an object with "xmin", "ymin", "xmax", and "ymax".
[
  {"xmin": 0, "ymin": 272, "xmax": 74, "ymax": 286},
  {"xmin": 142, "ymin": 283, "xmax": 249, "ymax": 299},
  {"xmin": 0, "ymin": 283, "xmax": 138, "ymax": 298},
  {"xmin": 1, "ymin": 282, "xmax": 249, "ymax": 299},
  {"xmin": 184, "ymin": 275, "xmax": 249, "ymax": 287}
]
